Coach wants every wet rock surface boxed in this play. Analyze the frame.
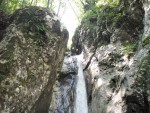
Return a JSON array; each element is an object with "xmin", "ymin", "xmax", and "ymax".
[
  {"xmin": 0, "ymin": 6, "xmax": 68, "ymax": 113},
  {"xmin": 49, "ymin": 56, "xmax": 78, "ymax": 113}
]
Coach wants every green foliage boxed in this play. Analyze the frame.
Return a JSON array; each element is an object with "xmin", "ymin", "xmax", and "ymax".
[
  {"xmin": 0, "ymin": 0, "xmax": 28, "ymax": 13},
  {"xmin": 82, "ymin": 6, "xmax": 98, "ymax": 24},
  {"xmin": 122, "ymin": 44, "xmax": 137, "ymax": 55},
  {"xmin": 0, "ymin": 0, "xmax": 50, "ymax": 14},
  {"xmin": 142, "ymin": 36, "xmax": 150, "ymax": 47},
  {"xmin": 82, "ymin": 1, "xmax": 123, "ymax": 29},
  {"xmin": 81, "ymin": 0, "xmax": 123, "ymax": 47},
  {"xmin": 15, "ymin": 8, "xmax": 49, "ymax": 46},
  {"xmin": 14, "ymin": 7, "xmax": 48, "ymax": 33},
  {"xmin": 28, "ymin": 14, "xmax": 47, "ymax": 33}
]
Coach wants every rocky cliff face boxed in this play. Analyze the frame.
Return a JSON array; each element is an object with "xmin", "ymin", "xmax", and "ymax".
[
  {"xmin": 72, "ymin": 0, "xmax": 150, "ymax": 113},
  {"xmin": 0, "ymin": 6, "xmax": 68, "ymax": 113}
]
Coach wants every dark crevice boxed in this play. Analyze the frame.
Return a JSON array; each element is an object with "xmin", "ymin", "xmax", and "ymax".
[
  {"xmin": 83, "ymin": 48, "xmax": 97, "ymax": 71},
  {"xmin": 143, "ymin": 92, "xmax": 150, "ymax": 113}
]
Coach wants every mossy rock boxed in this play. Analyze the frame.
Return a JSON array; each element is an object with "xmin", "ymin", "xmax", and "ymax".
[
  {"xmin": 142, "ymin": 36, "xmax": 150, "ymax": 47},
  {"xmin": 122, "ymin": 44, "xmax": 137, "ymax": 55},
  {"xmin": 0, "ymin": 6, "xmax": 68, "ymax": 113}
]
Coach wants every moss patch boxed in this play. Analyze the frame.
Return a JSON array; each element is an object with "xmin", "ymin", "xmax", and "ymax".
[
  {"xmin": 142, "ymin": 36, "xmax": 150, "ymax": 47},
  {"xmin": 82, "ymin": 2, "xmax": 123, "ymax": 29},
  {"xmin": 122, "ymin": 44, "xmax": 137, "ymax": 55}
]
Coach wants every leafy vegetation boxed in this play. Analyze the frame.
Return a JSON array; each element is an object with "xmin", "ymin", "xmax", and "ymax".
[
  {"xmin": 0, "ymin": 0, "xmax": 84, "ymax": 19},
  {"xmin": 82, "ymin": 0, "xmax": 122, "ymax": 26},
  {"xmin": 0, "ymin": 0, "xmax": 54, "ymax": 13},
  {"xmin": 122, "ymin": 44, "xmax": 137, "ymax": 55},
  {"xmin": 77, "ymin": 0, "xmax": 124, "ymax": 47},
  {"xmin": 142, "ymin": 35, "xmax": 150, "ymax": 47}
]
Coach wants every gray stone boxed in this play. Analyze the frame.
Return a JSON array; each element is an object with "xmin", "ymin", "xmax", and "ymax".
[
  {"xmin": 0, "ymin": 6, "xmax": 68, "ymax": 113},
  {"xmin": 49, "ymin": 56, "xmax": 78, "ymax": 113},
  {"xmin": 71, "ymin": 0, "xmax": 150, "ymax": 113}
]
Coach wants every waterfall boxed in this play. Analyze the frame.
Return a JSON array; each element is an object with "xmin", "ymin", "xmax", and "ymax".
[
  {"xmin": 143, "ymin": 1, "xmax": 150, "ymax": 38},
  {"xmin": 74, "ymin": 53, "xmax": 88, "ymax": 113}
]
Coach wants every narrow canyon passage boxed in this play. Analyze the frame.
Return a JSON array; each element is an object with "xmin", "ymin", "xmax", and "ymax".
[
  {"xmin": 74, "ymin": 54, "xmax": 88, "ymax": 113},
  {"xmin": 0, "ymin": 0, "xmax": 150, "ymax": 113}
]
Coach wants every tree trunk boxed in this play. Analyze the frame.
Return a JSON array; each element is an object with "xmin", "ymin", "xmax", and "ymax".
[
  {"xmin": 30, "ymin": 0, "xmax": 33, "ymax": 5},
  {"xmin": 57, "ymin": 0, "xmax": 61, "ymax": 15},
  {"xmin": 47, "ymin": 0, "xmax": 50, "ymax": 8},
  {"xmin": 35, "ymin": 0, "xmax": 37, "ymax": 5},
  {"xmin": 6, "ymin": 0, "xmax": 9, "ymax": 13},
  {"xmin": 0, "ymin": 0, "xmax": 3, "ymax": 6},
  {"xmin": 22, "ymin": 0, "xmax": 25, "ymax": 8}
]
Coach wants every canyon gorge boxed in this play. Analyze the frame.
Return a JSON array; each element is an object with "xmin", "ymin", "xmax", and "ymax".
[{"xmin": 0, "ymin": 0, "xmax": 150, "ymax": 113}]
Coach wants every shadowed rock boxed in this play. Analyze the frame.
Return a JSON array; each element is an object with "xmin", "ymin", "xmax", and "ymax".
[
  {"xmin": 0, "ymin": 6, "xmax": 68, "ymax": 113},
  {"xmin": 50, "ymin": 56, "xmax": 78, "ymax": 113}
]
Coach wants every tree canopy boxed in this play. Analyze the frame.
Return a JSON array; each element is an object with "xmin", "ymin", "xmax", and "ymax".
[
  {"xmin": 0, "ymin": 0, "xmax": 83, "ymax": 14},
  {"xmin": 0, "ymin": 0, "xmax": 51, "ymax": 13}
]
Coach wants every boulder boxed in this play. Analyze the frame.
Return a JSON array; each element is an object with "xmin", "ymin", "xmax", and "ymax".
[{"xmin": 0, "ymin": 6, "xmax": 68, "ymax": 113}]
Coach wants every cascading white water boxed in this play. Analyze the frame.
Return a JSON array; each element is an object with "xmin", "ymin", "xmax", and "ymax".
[
  {"xmin": 143, "ymin": 0, "xmax": 150, "ymax": 38},
  {"xmin": 74, "ymin": 53, "xmax": 88, "ymax": 113}
]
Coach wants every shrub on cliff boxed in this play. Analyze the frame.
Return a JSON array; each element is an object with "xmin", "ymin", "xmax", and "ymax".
[{"xmin": 82, "ymin": 0, "xmax": 122, "ymax": 28}]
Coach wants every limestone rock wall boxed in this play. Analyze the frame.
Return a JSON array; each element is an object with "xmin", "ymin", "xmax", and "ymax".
[
  {"xmin": 72, "ymin": 0, "xmax": 150, "ymax": 113},
  {"xmin": 0, "ymin": 6, "xmax": 68, "ymax": 113}
]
